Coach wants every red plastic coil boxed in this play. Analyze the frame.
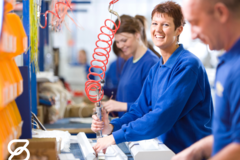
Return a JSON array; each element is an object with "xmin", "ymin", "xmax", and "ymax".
[
  {"xmin": 85, "ymin": 1, "xmax": 120, "ymax": 103},
  {"xmin": 41, "ymin": 0, "xmax": 72, "ymax": 29}
]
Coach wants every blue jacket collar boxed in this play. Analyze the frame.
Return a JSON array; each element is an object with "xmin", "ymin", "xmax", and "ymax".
[
  {"xmin": 160, "ymin": 44, "xmax": 184, "ymax": 68},
  {"xmin": 218, "ymin": 38, "xmax": 240, "ymax": 63}
]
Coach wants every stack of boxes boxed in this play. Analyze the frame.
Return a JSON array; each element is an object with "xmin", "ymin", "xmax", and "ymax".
[{"xmin": 0, "ymin": 1, "xmax": 28, "ymax": 159}]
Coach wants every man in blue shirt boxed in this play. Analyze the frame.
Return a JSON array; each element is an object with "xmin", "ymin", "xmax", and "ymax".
[
  {"xmin": 91, "ymin": 1, "xmax": 213, "ymax": 155},
  {"xmin": 172, "ymin": 0, "xmax": 240, "ymax": 159}
]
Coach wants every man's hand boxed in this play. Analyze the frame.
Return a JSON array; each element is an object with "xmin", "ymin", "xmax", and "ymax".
[
  {"xmin": 210, "ymin": 143, "xmax": 240, "ymax": 160},
  {"xmin": 171, "ymin": 145, "xmax": 204, "ymax": 160},
  {"xmin": 102, "ymin": 100, "xmax": 127, "ymax": 113},
  {"xmin": 172, "ymin": 135, "xmax": 213, "ymax": 160}
]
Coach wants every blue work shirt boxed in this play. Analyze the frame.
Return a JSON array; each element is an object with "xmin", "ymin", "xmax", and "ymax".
[
  {"xmin": 212, "ymin": 38, "xmax": 240, "ymax": 155},
  {"xmin": 103, "ymin": 57, "xmax": 126, "ymax": 99},
  {"xmin": 111, "ymin": 44, "xmax": 213, "ymax": 153},
  {"xmin": 116, "ymin": 49, "xmax": 159, "ymax": 117}
]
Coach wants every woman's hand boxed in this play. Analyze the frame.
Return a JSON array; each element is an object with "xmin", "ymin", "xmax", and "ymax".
[
  {"xmin": 102, "ymin": 100, "xmax": 127, "ymax": 113},
  {"xmin": 93, "ymin": 135, "xmax": 116, "ymax": 155},
  {"xmin": 91, "ymin": 108, "xmax": 113, "ymax": 135}
]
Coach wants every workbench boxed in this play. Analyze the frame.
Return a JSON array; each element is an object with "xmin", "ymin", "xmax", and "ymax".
[
  {"xmin": 59, "ymin": 133, "xmax": 174, "ymax": 160},
  {"xmin": 45, "ymin": 119, "xmax": 175, "ymax": 160},
  {"xmin": 60, "ymin": 140, "xmax": 134, "ymax": 160}
]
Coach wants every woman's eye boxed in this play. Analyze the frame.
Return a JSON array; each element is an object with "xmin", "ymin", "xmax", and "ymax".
[
  {"xmin": 152, "ymin": 23, "xmax": 157, "ymax": 25},
  {"xmin": 163, "ymin": 24, "xmax": 169, "ymax": 26},
  {"xmin": 122, "ymin": 40, "xmax": 127, "ymax": 43}
]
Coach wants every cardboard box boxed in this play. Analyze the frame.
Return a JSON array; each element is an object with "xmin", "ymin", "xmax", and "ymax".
[
  {"xmin": 65, "ymin": 103, "xmax": 94, "ymax": 118},
  {"xmin": 10, "ymin": 138, "xmax": 58, "ymax": 160}
]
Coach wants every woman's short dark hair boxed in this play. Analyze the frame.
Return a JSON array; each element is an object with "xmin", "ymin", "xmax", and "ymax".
[{"xmin": 151, "ymin": 1, "xmax": 185, "ymax": 41}]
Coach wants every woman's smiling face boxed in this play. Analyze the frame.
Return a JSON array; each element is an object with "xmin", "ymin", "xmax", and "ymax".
[
  {"xmin": 151, "ymin": 13, "xmax": 181, "ymax": 50},
  {"xmin": 115, "ymin": 32, "xmax": 139, "ymax": 57}
]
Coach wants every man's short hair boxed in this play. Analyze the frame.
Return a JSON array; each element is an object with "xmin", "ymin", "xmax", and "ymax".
[{"xmin": 213, "ymin": 0, "xmax": 240, "ymax": 15}]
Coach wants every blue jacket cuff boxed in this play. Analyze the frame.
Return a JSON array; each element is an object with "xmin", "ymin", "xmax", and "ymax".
[
  {"xmin": 110, "ymin": 119, "xmax": 122, "ymax": 132},
  {"xmin": 127, "ymin": 103, "xmax": 133, "ymax": 112},
  {"xmin": 112, "ymin": 129, "xmax": 126, "ymax": 144}
]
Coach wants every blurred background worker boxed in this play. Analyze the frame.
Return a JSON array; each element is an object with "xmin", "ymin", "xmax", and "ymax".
[
  {"xmin": 102, "ymin": 14, "xmax": 160, "ymax": 118},
  {"xmin": 72, "ymin": 49, "xmax": 95, "ymax": 80},
  {"xmin": 103, "ymin": 41, "xmax": 131, "ymax": 99},
  {"xmin": 172, "ymin": 0, "xmax": 240, "ymax": 159},
  {"xmin": 91, "ymin": 1, "xmax": 213, "ymax": 154}
]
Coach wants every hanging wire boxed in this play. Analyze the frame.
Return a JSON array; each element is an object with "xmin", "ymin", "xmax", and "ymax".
[
  {"xmin": 30, "ymin": 0, "xmax": 39, "ymax": 71},
  {"xmin": 85, "ymin": 0, "xmax": 121, "ymax": 103}
]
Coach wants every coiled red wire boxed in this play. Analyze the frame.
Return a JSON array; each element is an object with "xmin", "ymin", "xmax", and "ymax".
[
  {"xmin": 41, "ymin": 0, "xmax": 72, "ymax": 29},
  {"xmin": 85, "ymin": 1, "xmax": 120, "ymax": 103}
]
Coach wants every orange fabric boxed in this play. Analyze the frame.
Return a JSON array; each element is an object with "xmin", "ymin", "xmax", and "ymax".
[
  {"xmin": 0, "ymin": 75, "xmax": 3, "ymax": 108},
  {"xmin": 0, "ymin": 62, "xmax": 10, "ymax": 106},
  {"xmin": 8, "ymin": 59, "xmax": 23, "ymax": 96},
  {"xmin": 3, "ymin": 1, "xmax": 13, "ymax": 14},
  {"xmin": 0, "ymin": 3, "xmax": 23, "ymax": 160},
  {"xmin": 0, "ymin": 1, "xmax": 27, "ymax": 58},
  {"xmin": 0, "ymin": 13, "xmax": 27, "ymax": 58}
]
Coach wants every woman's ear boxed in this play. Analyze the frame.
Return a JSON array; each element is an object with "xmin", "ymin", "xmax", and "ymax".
[
  {"xmin": 135, "ymin": 32, "xmax": 141, "ymax": 40},
  {"xmin": 176, "ymin": 26, "xmax": 183, "ymax": 36}
]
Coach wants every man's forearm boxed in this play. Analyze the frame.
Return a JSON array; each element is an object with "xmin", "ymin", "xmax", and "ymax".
[
  {"xmin": 194, "ymin": 135, "xmax": 213, "ymax": 159},
  {"xmin": 172, "ymin": 135, "xmax": 213, "ymax": 160},
  {"xmin": 210, "ymin": 143, "xmax": 240, "ymax": 160}
]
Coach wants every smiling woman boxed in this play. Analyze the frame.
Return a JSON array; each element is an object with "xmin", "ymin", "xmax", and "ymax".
[
  {"xmin": 150, "ymin": 2, "xmax": 185, "ymax": 63},
  {"xmin": 91, "ymin": 1, "xmax": 213, "ymax": 155},
  {"xmin": 151, "ymin": 2, "xmax": 185, "ymax": 42},
  {"xmin": 97, "ymin": 14, "xmax": 159, "ymax": 118}
]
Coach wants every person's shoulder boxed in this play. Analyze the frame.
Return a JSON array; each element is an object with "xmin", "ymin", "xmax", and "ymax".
[
  {"xmin": 176, "ymin": 48, "xmax": 203, "ymax": 70},
  {"xmin": 143, "ymin": 49, "xmax": 159, "ymax": 63},
  {"xmin": 110, "ymin": 59, "xmax": 117, "ymax": 67},
  {"xmin": 225, "ymin": 69, "xmax": 240, "ymax": 99},
  {"xmin": 146, "ymin": 49, "xmax": 160, "ymax": 58},
  {"xmin": 106, "ymin": 60, "xmax": 117, "ymax": 73},
  {"xmin": 229, "ymin": 50, "xmax": 240, "ymax": 68},
  {"xmin": 141, "ymin": 50, "xmax": 160, "ymax": 67},
  {"xmin": 227, "ymin": 54, "xmax": 240, "ymax": 83},
  {"xmin": 142, "ymin": 57, "xmax": 160, "ymax": 75}
]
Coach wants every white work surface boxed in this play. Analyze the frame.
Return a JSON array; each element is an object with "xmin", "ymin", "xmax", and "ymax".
[
  {"xmin": 59, "ymin": 133, "xmax": 175, "ymax": 160},
  {"xmin": 126, "ymin": 139, "xmax": 175, "ymax": 160}
]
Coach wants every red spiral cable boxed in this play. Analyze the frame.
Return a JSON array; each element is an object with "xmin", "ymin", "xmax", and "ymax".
[
  {"xmin": 41, "ymin": 0, "xmax": 72, "ymax": 29},
  {"xmin": 85, "ymin": 1, "xmax": 120, "ymax": 103},
  {"xmin": 41, "ymin": 10, "xmax": 59, "ymax": 29}
]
